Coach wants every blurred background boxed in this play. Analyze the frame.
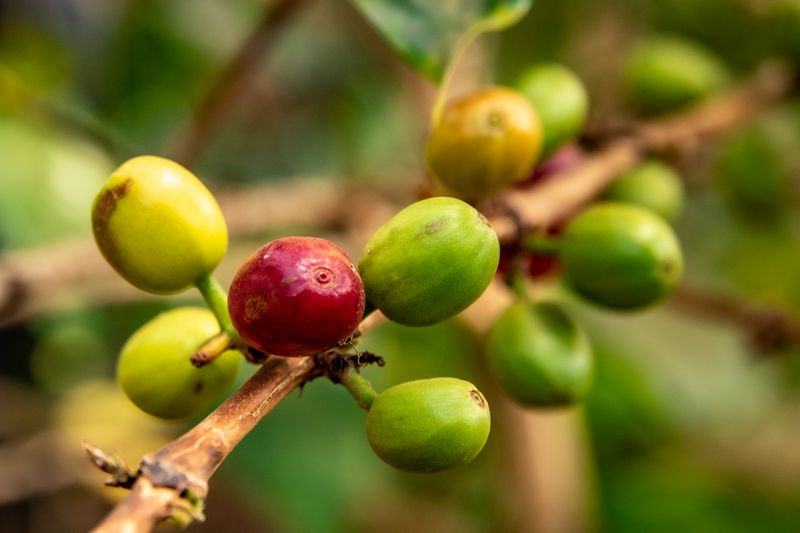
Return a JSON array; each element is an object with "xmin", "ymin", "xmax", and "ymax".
[{"xmin": 2, "ymin": 0, "xmax": 800, "ymax": 531}]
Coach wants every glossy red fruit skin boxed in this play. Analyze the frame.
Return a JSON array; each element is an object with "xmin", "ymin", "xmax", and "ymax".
[{"xmin": 228, "ymin": 237, "xmax": 365, "ymax": 357}]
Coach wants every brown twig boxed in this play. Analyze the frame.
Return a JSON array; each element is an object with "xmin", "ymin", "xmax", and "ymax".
[
  {"xmin": 88, "ymin": 312, "xmax": 386, "ymax": 532},
  {"xmin": 671, "ymin": 285, "xmax": 800, "ymax": 353},
  {"xmin": 488, "ymin": 60, "xmax": 796, "ymax": 242},
  {"xmin": 90, "ymin": 356, "xmax": 318, "ymax": 532},
  {"xmin": 168, "ymin": 0, "xmax": 307, "ymax": 166}
]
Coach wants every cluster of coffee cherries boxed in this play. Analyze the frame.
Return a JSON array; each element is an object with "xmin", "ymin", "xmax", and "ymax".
[
  {"xmin": 92, "ymin": 41, "xmax": 714, "ymax": 472},
  {"xmin": 423, "ymin": 53, "xmax": 699, "ymax": 407},
  {"xmin": 92, "ymin": 157, "xmax": 497, "ymax": 473}
]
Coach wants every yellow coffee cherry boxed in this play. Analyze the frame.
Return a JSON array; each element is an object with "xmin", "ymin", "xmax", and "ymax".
[
  {"xmin": 92, "ymin": 155, "xmax": 228, "ymax": 294},
  {"xmin": 426, "ymin": 87, "xmax": 543, "ymax": 198}
]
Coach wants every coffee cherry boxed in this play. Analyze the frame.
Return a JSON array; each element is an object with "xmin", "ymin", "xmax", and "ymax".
[
  {"xmin": 605, "ymin": 160, "xmax": 685, "ymax": 223},
  {"xmin": 487, "ymin": 300, "xmax": 593, "ymax": 407},
  {"xmin": 560, "ymin": 203, "xmax": 683, "ymax": 310},
  {"xmin": 359, "ymin": 197, "xmax": 500, "ymax": 326},
  {"xmin": 117, "ymin": 307, "xmax": 240, "ymax": 420},
  {"xmin": 624, "ymin": 35, "xmax": 729, "ymax": 115},
  {"xmin": 92, "ymin": 155, "xmax": 227, "ymax": 294},
  {"xmin": 426, "ymin": 87, "xmax": 542, "ymax": 198},
  {"xmin": 228, "ymin": 237, "xmax": 365, "ymax": 357},
  {"xmin": 365, "ymin": 377, "xmax": 490, "ymax": 473},
  {"xmin": 515, "ymin": 64, "xmax": 588, "ymax": 156},
  {"xmin": 716, "ymin": 128, "xmax": 791, "ymax": 226}
]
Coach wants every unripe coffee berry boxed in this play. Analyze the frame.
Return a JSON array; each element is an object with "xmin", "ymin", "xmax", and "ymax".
[
  {"xmin": 92, "ymin": 155, "xmax": 228, "ymax": 294},
  {"xmin": 228, "ymin": 237, "xmax": 365, "ymax": 357},
  {"xmin": 426, "ymin": 87, "xmax": 542, "ymax": 198},
  {"xmin": 515, "ymin": 64, "xmax": 588, "ymax": 156},
  {"xmin": 358, "ymin": 197, "xmax": 499, "ymax": 326},
  {"xmin": 487, "ymin": 300, "xmax": 593, "ymax": 407},
  {"xmin": 624, "ymin": 35, "xmax": 729, "ymax": 115},
  {"xmin": 716, "ymin": 128, "xmax": 791, "ymax": 226},
  {"xmin": 117, "ymin": 307, "xmax": 240, "ymax": 420},
  {"xmin": 365, "ymin": 377, "xmax": 490, "ymax": 473},
  {"xmin": 560, "ymin": 203, "xmax": 683, "ymax": 310},
  {"xmin": 605, "ymin": 160, "xmax": 685, "ymax": 223}
]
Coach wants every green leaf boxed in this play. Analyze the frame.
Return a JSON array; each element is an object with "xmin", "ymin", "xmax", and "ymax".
[{"xmin": 351, "ymin": 0, "xmax": 533, "ymax": 81}]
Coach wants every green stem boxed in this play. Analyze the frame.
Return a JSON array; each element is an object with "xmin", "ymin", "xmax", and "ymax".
[
  {"xmin": 195, "ymin": 273, "xmax": 238, "ymax": 340},
  {"xmin": 508, "ymin": 266, "xmax": 531, "ymax": 303},
  {"xmin": 191, "ymin": 331, "xmax": 236, "ymax": 368},
  {"xmin": 430, "ymin": 26, "xmax": 483, "ymax": 128},
  {"xmin": 338, "ymin": 367, "xmax": 378, "ymax": 411},
  {"xmin": 523, "ymin": 233, "xmax": 562, "ymax": 256}
]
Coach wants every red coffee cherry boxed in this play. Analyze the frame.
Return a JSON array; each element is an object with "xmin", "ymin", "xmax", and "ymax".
[{"xmin": 228, "ymin": 237, "xmax": 366, "ymax": 357}]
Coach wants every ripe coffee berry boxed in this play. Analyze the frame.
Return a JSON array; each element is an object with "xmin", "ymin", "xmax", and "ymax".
[{"xmin": 228, "ymin": 237, "xmax": 365, "ymax": 357}]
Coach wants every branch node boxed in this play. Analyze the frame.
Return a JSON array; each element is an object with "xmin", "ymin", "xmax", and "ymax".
[
  {"xmin": 746, "ymin": 310, "xmax": 797, "ymax": 355},
  {"xmin": 483, "ymin": 195, "xmax": 535, "ymax": 246},
  {"xmin": 245, "ymin": 346, "xmax": 270, "ymax": 364},
  {"xmin": 139, "ymin": 456, "xmax": 207, "ymax": 496},
  {"xmin": 0, "ymin": 271, "xmax": 27, "ymax": 323},
  {"xmin": 325, "ymin": 351, "xmax": 385, "ymax": 384},
  {"xmin": 83, "ymin": 442, "xmax": 138, "ymax": 489}
]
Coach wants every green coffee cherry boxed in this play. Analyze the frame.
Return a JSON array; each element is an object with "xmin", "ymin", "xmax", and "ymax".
[
  {"xmin": 487, "ymin": 300, "xmax": 593, "ymax": 407},
  {"xmin": 560, "ymin": 203, "xmax": 683, "ymax": 310},
  {"xmin": 365, "ymin": 377, "xmax": 490, "ymax": 473},
  {"xmin": 426, "ymin": 87, "xmax": 542, "ymax": 198},
  {"xmin": 624, "ymin": 35, "xmax": 729, "ymax": 115},
  {"xmin": 358, "ymin": 197, "xmax": 500, "ymax": 326},
  {"xmin": 92, "ymin": 155, "xmax": 228, "ymax": 294},
  {"xmin": 716, "ymin": 128, "xmax": 792, "ymax": 226},
  {"xmin": 117, "ymin": 307, "xmax": 240, "ymax": 420},
  {"xmin": 515, "ymin": 63, "xmax": 589, "ymax": 157},
  {"xmin": 605, "ymin": 160, "xmax": 685, "ymax": 223}
]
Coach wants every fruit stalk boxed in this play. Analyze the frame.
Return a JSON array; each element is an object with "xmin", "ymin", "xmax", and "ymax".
[
  {"xmin": 336, "ymin": 367, "xmax": 378, "ymax": 411},
  {"xmin": 190, "ymin": 331, "xmax": 236, "ymax": 368},
  {"xmin": 523, "ymin": 233, "xmax": 561, "ymax": 255},
  {"xmin": 195, "ymin": 272, "xmax": 238, "ymax": 340}
]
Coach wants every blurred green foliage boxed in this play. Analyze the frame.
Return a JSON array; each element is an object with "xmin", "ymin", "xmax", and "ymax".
[{"xmin": 351, "ymin": 0, "xmax": 532, "ymax": 81}]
